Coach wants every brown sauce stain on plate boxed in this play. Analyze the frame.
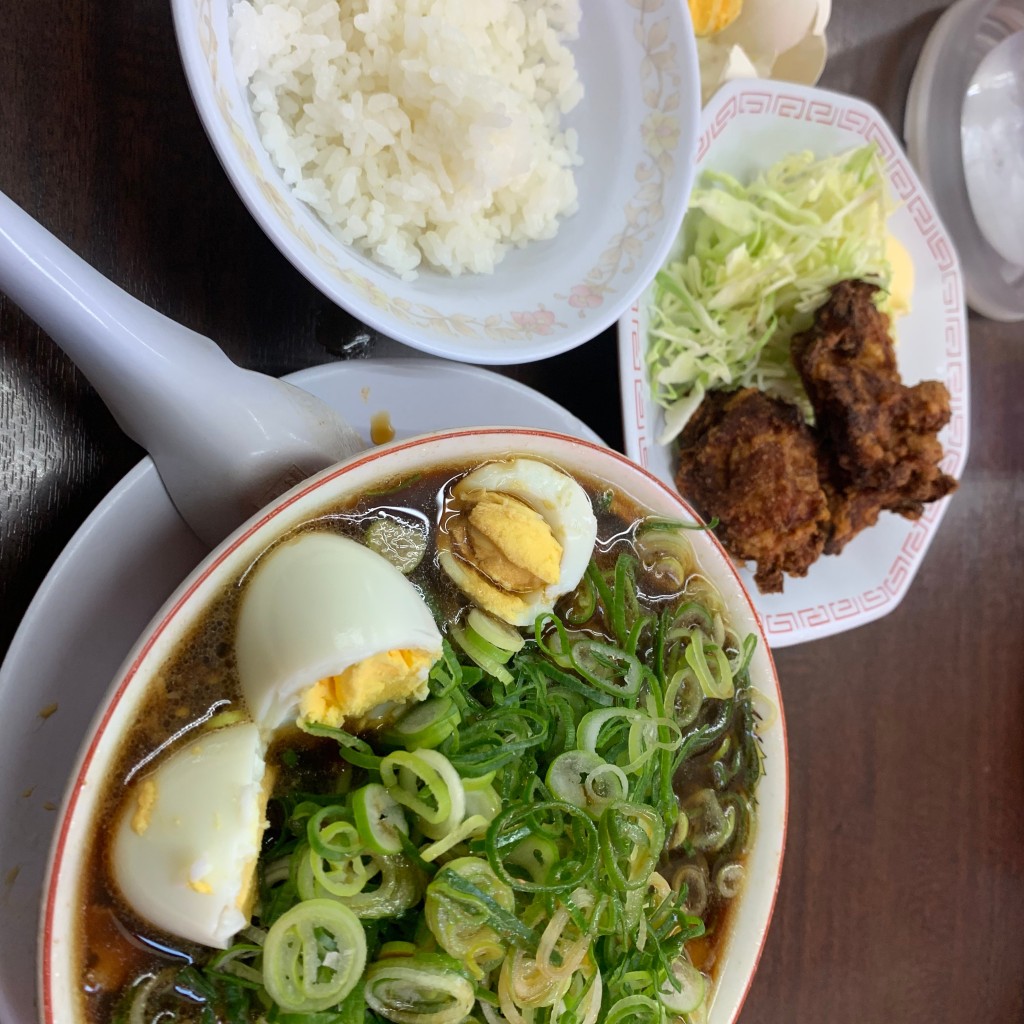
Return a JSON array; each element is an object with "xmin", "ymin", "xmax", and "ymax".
[{"xmin": 370, "ymin": 410, "xmax": 395, "ymax": 445}]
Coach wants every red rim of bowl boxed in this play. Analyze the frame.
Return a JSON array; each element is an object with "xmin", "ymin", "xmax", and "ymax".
[{"xmin": 40, "ymin": 427, "xmax": 788, "ymax": 1024}]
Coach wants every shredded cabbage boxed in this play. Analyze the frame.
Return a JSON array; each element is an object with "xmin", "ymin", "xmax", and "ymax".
[{"xmin": 647, "ymin": 144, "xmax": 895, "ymax": 443}]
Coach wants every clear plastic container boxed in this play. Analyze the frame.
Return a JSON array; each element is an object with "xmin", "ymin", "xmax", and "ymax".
[{"xmin": 906, "ymin": 0, "xmax": 1024, "ymax": 321}]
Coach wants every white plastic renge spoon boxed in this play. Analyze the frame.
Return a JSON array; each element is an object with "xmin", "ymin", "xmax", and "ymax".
[{"xmin": 0, "ymin": 190, "xmax": 366, "ymax": 547}]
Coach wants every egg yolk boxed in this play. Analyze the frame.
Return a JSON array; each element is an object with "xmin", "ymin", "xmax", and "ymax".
[
  {"xmin": 439, "ymin": 489, "xmax": 565, "ymax": 625},
  {"xmin": 456, "ymin": 491, "xmax": 563, "ymax": 591},
  {"xmin": 440, "ymin": 556, "xmax": 535, "ymax": 625},
  {"xmin": 130, "ymin": 779, "xmax": 158, "ymax": 836},
  {"xmin": 886, "ymin": 235, "xmax": 914, "ymax": 318},
  {"xmin": 300, "ymin": 649, "xmax": 433, "ymax": 727},
  {"xmin": 688, "ymin": 0, "xmax": 743, "ymax": 37}
]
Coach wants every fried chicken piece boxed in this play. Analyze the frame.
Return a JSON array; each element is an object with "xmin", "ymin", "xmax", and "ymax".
[
  {"xmin": 675, "ymin": 388, "xmax": 830, "ymax": 593},
  {"xmin": 792, "ymin": 280, "xmax": 958, "ymax": 554}
]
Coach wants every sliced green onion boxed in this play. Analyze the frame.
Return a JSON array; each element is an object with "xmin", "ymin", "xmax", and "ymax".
[
  {"xmin": 604, "ymin": 993, "xmax": 664, "ymax": 1024},
  {"xmin": 748, "ymin": 686, "xmax": 778, "ymax": 731},
  {"xmin": 535, "ymin": 890, "xmax": 597, "ymax": 981},
  {"xmin": 503, "ymin": 834, "xmax": 559, "ymax": 886},
  {"xmin": 714, "ymin": 860, "xmax": 746, "ymax": 900},
  {"xmin": 430, "ymin": 860, "xmax": 539, "ymax": 954},
  {"xmin": 612, "ymin": 554, "xmax": 642, "ymax": 649},
  {"xmin": 306, "ymin": 805, "xmax": 360, "ymax": 862},
  {"xmin": 669, "ymin": 810, "xmax": 690, "ymax": 849},
  {"xmin": 341, "ymin": 855, "xmax": 424, "ymax": 919},
  {"xmin": 420, "ymin": 815, "xmax": 491, "ymax": 862},
  {"xmin": 364, "ymin": 955, "xmax": 475, "ymax": 1024},
  {"xmin": 598, "ymin": 802, "xmax": 665, "ymax": 893},
  {"xmin": 365, "ymin": 516, "xmax": 428, "ymax": 574},
  {"xmin": 380, "ymin": 750, "xmax": 460, "ymax": 829},
  {"xmin": 450, "ymin": 621, "xmax": 513, "ymax": 684},
  {"xmin": 683, "ymin": 789, "xmax": 736, "ymax": 853},
  {"xmin": 486, "ymin": 801, "xmax": 599, "ymax": 894},
  {"xmin": 657, "ymin": 956, "xmax": 706, "ymax": 1014},
  {"xmin": 298, "ymin": 719, "xmax": 382, "ymax": 771},
  {"xmin": 546, "ymin": 750, "xmax": 628, "ymax": 817},
  {"xmin": 634, "ymin": 521, "xmax": 701, "ymax": 589},
  {"xmin": 584, "ymin": 763, "xmax": 631, "ymax": 814},
  {"xmin": 262, "ymin": 899, "xmax": 366, "ymax": 1013},
  {"xmin": 464, "ymin": 783, "xmax": 502, "ymax": 826},
  {"xmin": 545, "ymin": 749, "xmax": 604, "ymax": 806},
  {"xmin": 576, "ymin": 707, "xmax": 642, "ymax": 759},
  {"xmin": 202, "ymin": 708, "xmax": 247, "ymax": 731},
  {"xmin": 684, "ymin": 634, "xmax": 734, "ymax": 700},
  {"xmin": 719, "ymin": 790, "xmax": 757, "ymax": 857},
  {"xmin": 305, "ymin": 843, "xmax": 380, "ymax": 900},
  {"xmin": 570, "ymin": 641, "xmax": 643, "ymax": 698},
  {"xmin": 425, "ymin": 858, "xmax": 517, "ymax": 975},
  {"xmin": 670, "ymin": 861, "xmax": 710, "ymax": 918},
  {"xmin": 534, "ymin": 614, "xmax": 574, "ymax": 669},
  {"xmin": 624, "ymin": 712, "xmax": 682, "ymax": 769},
  {"xmin": 664, "ymin": 668, "xmax": 703, "ymax": 728},
  {"xmin": 413, "ymin": 749, "xmax": 468, "ymax": 840},
  {"xmin": 732, "ymin": 632, "xmax": 759, "ymax": 679},
  {"xmin": 462, "ymin": 770, "xmax": 497, "ymax": 791},
  {"xmin": 565, "ymin": 574, "xmax": 597, "ymax": 625},
  {"xmin": 380, "ymin": 941, "xmax": 419, "ymax": 959},
  {"xmin": 352, "ymin": 783, "xmax": 409, "ymax": 856},
  {"xmin": 467, "ymin": 608, "xmax": 525, "ymax": 655},
  {"xmin": 500, "ymin": 947, "xmax": 573, "ymax": 1011},
  {"xmin": 671, "ymin": 601, "xmax": 714, "ymax": 634},
  {"xmin": 207, "ymin": 943, "xmax": 264, "ymax": 986},
  {"xmin": 381, "ymin": 697, "xmax": 461, "ymax": 750}
]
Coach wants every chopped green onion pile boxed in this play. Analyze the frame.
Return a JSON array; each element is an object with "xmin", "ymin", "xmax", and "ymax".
[
  {"xmin": 647, "ymin": 144, "xmax": 894, "ymax": 442},
  {"xmin": 126, "ymin": 526, "xmax": 765, "ymax": 1024}
]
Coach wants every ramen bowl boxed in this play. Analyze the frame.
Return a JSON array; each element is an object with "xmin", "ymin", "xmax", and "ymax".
[
  {"xmin": 169, "ymin": 0, "xmax": 700, "ymax": 364},
  {"xmin": 41, "ymin": 429, "xmax": 787, "ymax": 1024}
]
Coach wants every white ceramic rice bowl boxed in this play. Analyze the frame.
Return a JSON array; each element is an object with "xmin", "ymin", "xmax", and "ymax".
[
  {"xmin": 169, "ymin": 0, "xmax": 701, "ymax": 363},
  {"xmin": 41, "ymin": 429, "xmax": 787, "ymax": 1024}
]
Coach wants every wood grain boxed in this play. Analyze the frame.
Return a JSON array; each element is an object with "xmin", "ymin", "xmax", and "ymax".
[{"xmin": 2, "ymin": 0, "xmax": 1023, "ymax": 1021}]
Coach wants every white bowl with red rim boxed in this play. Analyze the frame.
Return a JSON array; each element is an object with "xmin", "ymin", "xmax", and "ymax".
[{"xmin": 40, "ymin": 428, "xmax": 788, "ymax": 1024}]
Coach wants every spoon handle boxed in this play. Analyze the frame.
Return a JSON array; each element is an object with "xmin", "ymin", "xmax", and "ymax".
[
  {"xmin": 0, "ymin": 190, "xmax": 365, "ymax": 546},
  {"xmin": 0, "ymin": 191, "xmax": 239, "ymax": 423}
]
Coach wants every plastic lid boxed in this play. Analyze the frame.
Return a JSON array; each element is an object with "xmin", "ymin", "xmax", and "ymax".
[
  {"xmin": 905, "ymin": 0, "xmax": 1024, "ymax": 322},
  {"xmin": 962, "ymin": 28, "xmax": 1024, "ymax": 266}
]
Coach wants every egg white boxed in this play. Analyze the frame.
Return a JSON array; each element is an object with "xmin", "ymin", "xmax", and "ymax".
[
  {"xmin": 110, "ymin": 722, "xmax": 268, "ymax": 949},
  {"xmin": 236, "ymin": 532, "xmax": 443, "ymax": 734}
]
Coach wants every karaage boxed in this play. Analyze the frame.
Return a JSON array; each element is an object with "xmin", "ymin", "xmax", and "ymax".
[
  {"xmin": 792, "ymin": 280, "xmax": 958, "ymax": 554},
  {"xmin": 674, "ymin": 387, "xmax": 831, "ymax": 593}
]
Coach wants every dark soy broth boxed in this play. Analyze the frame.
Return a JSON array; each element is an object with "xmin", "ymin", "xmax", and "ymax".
[{"xmin": 76, "ymin": 458, "xmax": 762, "ymax": 1023}]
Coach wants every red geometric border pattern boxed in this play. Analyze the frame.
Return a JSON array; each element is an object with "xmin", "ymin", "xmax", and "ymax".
[{"xmin": 639, "ymin": 84, "xmax": 970, "ymax": 642}]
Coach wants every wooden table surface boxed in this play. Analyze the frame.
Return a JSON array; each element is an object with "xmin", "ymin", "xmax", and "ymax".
[{"xmin": 2, "ymin": 1, "xmax": 1023, "ymax": 1022}]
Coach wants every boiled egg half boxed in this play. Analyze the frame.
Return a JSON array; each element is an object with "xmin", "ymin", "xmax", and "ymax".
[
  {"xmin": 438, "ymin": 458, "xmax": 598, "ymax": 627},
  {"xmin": 110, "ymin": 722, "xmax": 269, "ymax": 949},
  {"xmin": 236, "ymin": 532, "xmax": 443, "ymax": 734}
]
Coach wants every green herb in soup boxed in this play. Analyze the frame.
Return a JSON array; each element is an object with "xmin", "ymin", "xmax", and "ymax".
[{"xmin": 76, "ymin": 458, "xmax": 767, "ymax": 1024}]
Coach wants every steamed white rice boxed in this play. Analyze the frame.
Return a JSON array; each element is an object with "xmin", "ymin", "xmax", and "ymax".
[{"xmin": 230, "ymin": 0, "xmax": 583, "ymax": 278}]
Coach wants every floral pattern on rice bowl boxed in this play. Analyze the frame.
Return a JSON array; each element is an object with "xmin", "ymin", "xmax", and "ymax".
[{"xmin": 184, "ymin": 0, "xmax": 697, "ymax": 359}]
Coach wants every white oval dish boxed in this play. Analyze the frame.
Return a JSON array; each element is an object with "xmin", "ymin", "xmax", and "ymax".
[
  {"xmin": 169, "ymin": 0, "xmax": 701, "ymax": 364},
  {"xmin": 617, "ymin": 78, "xmax": 970, "ymax": 648},
  {"xmin": 40, "ymin": 428, "xmax": 787, "ymax": 1024}
]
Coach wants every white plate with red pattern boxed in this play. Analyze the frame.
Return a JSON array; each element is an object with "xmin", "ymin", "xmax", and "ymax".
[{"xmin": 616, "ymin": 79, "xmax": 970, "ymax": 648}]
